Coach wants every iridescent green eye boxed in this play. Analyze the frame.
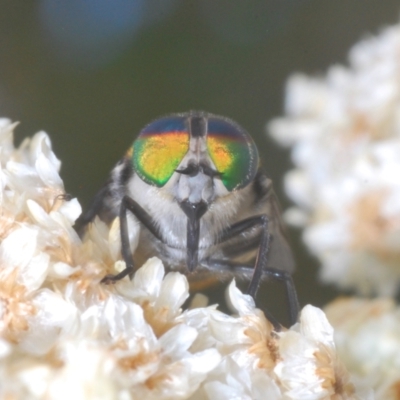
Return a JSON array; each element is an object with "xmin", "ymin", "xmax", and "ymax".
[
  {"xmin": 206, "ymin": 117, "xmax": 259, "ymax": 191},
  {"xmin": 132, "ymin": 116, "xmax": 189, "ymax": 187}
]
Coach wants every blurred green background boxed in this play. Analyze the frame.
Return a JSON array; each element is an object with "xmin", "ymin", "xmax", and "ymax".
[{"xmin": 1, "ymin": 0, "xmax": 399, "ymax": 324}]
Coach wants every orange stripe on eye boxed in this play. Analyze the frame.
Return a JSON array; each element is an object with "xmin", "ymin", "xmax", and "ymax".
[
  {"xmin": 207, "ymin": 134, "xmax": 258, "ymax": 191},
  {"xmin": 207, "ymin": 136, "xmax": 234, "ymax": 172},
  {"xmin": 133, "ymin": 132, "xmax": 189, "ymax": 186}
]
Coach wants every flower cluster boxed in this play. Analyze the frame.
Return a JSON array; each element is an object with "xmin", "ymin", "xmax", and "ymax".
[
  {"xmin": 268, "ymin": 23, "xmax": 400, "ymax": 297},
  {"xmin": 0, "ymin": 119, "xmax": 365, "ymax": 398}
]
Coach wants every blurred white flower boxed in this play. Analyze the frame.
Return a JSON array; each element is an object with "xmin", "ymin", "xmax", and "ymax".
[
  {"xmin": 268, "ymin": 23, "xmax": 400, "ymax": 296},
  {"xmin": 187, "ymin": 282, "xmax": 368, "ymax": 399},
  {"xmin": 0, "ymin": 119, "xmax": 365, "ymax": 399},
  {"xmin": 325, "ymin": 297, "xmax": 400, "ymax": 400},
  {"xmin": 275, "ymin": 305, "xmax": 372, "ymax": 400}
]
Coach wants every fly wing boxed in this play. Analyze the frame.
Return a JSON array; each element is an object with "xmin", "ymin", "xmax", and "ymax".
[
  {"xmin": 254, "ymin": 169, "xmax": 295, "ymax": 273},
  {"xmin": 74, "ymin": 157, "xmax": 133, "ymax": 236}
]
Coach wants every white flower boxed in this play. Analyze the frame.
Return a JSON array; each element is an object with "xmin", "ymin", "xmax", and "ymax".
[
  {"xmin": 196, "ymin": 281, "xmax": 283, "ymax": 399},
  {"xmin": 275, "ymin": 305, "xmax": 369, "ymax": 399},
  {"xmin": 115, "ymin": 257, "xmax": 190, "ymax": 338},
  {"xmin": 187, "ymin": 281, "xmax": 365, "ymax": 399},
  {"xmin": 268, "ymin": 23, "xmax": 400, "ymax": 296},
  {"xmin": 325, "ymin": 297, "xmax": 400, "ymax": 400}
]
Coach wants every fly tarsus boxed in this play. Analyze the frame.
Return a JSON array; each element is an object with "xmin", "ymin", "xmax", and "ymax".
[{"xmin": 100, "ymin": 267, "xmax": 134, "ymax": 284}]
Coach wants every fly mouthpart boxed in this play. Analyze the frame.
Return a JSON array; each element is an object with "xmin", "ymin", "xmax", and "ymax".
[
  {"xmin": 179, "ymin": 200, "xmax": 208, "ymax": 220},
  {"xmin": 179, "ymin": 200, "xmax": 208, "ymax": 273}
]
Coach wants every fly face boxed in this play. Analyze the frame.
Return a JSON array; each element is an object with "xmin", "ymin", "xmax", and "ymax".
[{"xmin": 77, "ymin": 111, "xmax": 299, "ymax": 328}]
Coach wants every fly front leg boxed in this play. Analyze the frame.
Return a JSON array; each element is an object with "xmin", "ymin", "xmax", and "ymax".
[
  {"xmin": 208, "ymin": 214, "xmax": 300, "ymax": 327},
  {"xmin": 101, "ymin": 195, "xmax": 163, "ymax": 284}
]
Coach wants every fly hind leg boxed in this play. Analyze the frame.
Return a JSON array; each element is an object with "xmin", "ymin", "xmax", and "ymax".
[{"xmin": 205, "ymin": 214, "xmax": 300, "ymax": 329}]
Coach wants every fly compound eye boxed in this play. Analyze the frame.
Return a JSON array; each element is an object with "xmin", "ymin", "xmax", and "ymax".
[
  {"xmin": 132, "ymin": 116, "xmax": 190, "ymax": 187},
  {"xmin": 206, "ymin": 116, "xmax": 259, "ymax": 191}
]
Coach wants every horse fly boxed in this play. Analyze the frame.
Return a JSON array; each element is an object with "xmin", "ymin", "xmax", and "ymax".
[{"xmin": 77, "ymin": 111, "xmax": 299, "ymax": 328}]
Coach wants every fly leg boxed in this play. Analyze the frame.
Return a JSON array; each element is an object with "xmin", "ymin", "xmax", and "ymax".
[
  {"xmin": 203, "ymin": 260, "xmax": 296, "ymax": 331},
  {"xmin": 206, "ymin": 214, "xmax": 299, "ymax": 328},
  {"xmin": 101, "ymin": 195, "xmax": 163, "ymax": 283}
]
